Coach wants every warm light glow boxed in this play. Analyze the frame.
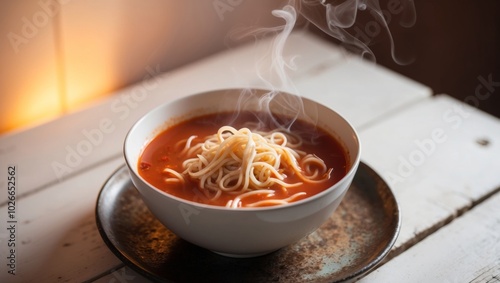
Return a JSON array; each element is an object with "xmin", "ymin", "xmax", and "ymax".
[
  {"xmin": 13, "ymin": 83, "xmax": 62, "ymax": 132},
  {"xmin": 1, "ymin": 86, "xmax": 61, "ymax": 134},
  {"xmin": 0, "ymin": 1, "xmax": 286, "ymax": 135},
  {"xmin": 59, "ymin": 0, "xmax": 123, "ymax": 111},
  {"xmin": 0, "ymin": 3, "xmax": 62, "ymax": 134}
]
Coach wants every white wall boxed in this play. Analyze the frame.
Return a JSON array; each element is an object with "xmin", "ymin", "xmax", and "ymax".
[{"xmin": 0, "ymin": 0, "xmax": 287, "ymax": 134}]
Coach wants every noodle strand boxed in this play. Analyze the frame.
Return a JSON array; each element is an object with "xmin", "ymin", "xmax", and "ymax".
[{"xmin": 164, "ymin": 126, "xmax": 332, "ymax": 208}]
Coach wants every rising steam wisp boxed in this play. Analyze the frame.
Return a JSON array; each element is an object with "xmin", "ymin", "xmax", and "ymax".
[{"xmin": 298, "ymin": 0, "xmax": 416, "ymax": 64}]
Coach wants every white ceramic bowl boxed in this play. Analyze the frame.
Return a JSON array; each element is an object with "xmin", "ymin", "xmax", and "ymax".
[{"xmin": 124, "ymin": 89, "xmax": 361, "ymax": 257}]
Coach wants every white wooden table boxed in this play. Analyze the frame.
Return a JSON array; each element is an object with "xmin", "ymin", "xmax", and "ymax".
[{"xmin": 1, "ymin": 31, "xmax": 499, "ymax": 283}]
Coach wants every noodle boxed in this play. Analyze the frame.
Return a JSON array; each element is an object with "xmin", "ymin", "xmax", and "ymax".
[{"xmin": 164, "ymin": 126, "xmax": 332, "ymax": 208}]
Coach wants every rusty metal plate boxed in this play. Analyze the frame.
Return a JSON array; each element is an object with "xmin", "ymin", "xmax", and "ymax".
[{"xmin": 96, "ymin": 162, "xmax": 400, "ymax": 282}]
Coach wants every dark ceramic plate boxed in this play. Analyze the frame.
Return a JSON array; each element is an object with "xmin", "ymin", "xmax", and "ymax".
[{"xmin": 95, "ymin": 162, "xmax": 400, "ymax": 283}]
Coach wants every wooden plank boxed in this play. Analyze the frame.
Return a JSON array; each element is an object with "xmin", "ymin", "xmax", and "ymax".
[
  {"xmin": 0, "ymin": 158, "xmax": 124, "ymax": 282},
  {"xmin": 359, "ymin": 190, "xmax": 500, "ymax": 283},
  {"xmin": 0, "ymin": 31, "xmax": 431, "ymax": 200},
  {"xmin": 358, "ymin": 94, "xmax": 500, "ymax": 254},
  {"xmin": 295, "ymin": 55, "xmax": 431, "ymax": 128}
]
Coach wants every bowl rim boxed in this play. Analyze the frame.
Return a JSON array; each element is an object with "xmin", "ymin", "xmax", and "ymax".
[{"xmin": 123, "ymin": 88, "xmax": 362, "ymax": 212}]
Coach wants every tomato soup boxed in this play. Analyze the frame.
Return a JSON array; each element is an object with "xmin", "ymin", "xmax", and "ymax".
[{"xmin": 138, "ymin": 111, "xmax": 349, "ymax": 207}]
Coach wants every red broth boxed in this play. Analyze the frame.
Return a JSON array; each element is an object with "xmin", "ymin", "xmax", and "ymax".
[{"xmin": 138, "ymin": 111, "xmax": 349, "ymax": 207}]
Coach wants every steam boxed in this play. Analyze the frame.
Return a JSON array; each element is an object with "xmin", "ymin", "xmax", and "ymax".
[
  {"xmin": 227, "ymin": 0, "xmax": 416, "ymax": 129},
  {"xmin": 229, "ymin": 3, "xmax": 306, "ymax": 131},
  {"xmin": 298, "ymin": 0, "xmax": 417, "ymax": 64},
  {"xmin": 257, "ymin": 4, "xmax": 304, "ymax": 126}
]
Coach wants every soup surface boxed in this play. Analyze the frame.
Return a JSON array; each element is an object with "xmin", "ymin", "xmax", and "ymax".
[{"xmin": 138, "ymin": 111, "xmax": 349, "ymax": 208}]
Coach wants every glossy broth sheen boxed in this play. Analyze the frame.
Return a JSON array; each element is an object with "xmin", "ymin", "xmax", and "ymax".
[{"xmin": 138, "ymin": 111, "xmax": 349, "ymax": 207}]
